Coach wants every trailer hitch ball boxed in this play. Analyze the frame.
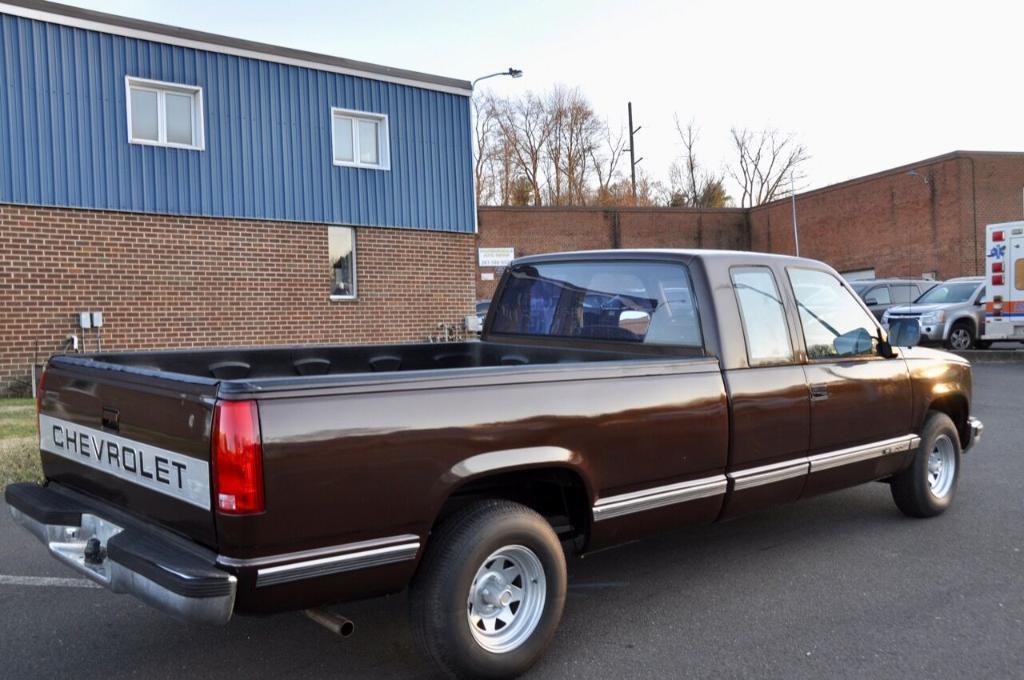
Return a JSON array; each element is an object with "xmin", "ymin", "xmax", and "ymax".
[{"xmin": 83, "ymin": 537, "xmax": 106, "ymax": 565}]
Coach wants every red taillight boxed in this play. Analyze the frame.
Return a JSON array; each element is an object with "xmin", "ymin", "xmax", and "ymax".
[
  {"xmin": 993, "ymin": 262, "xmax": 1004, "ymax": 273},
  {"xmin": 992, "ymin": 274, "xmax": 1004, "ymax": 286},
  {"xmin": 993, "ymin": 230, "xmax": 1004, "ymax": 242},
  {"xmin": 212, "ymin": 400, "xmax": 264, "ymax": 514}
]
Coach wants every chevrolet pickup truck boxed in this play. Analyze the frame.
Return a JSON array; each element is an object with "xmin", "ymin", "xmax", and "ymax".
[{"xmin": 6, "ymin": 249, "xmax": 983, "ymax": 679}]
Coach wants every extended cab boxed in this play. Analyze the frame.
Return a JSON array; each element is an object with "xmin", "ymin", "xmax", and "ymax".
[{"xmin": 6, "ymin": 250, "xmax": 983, "ymax": 679}]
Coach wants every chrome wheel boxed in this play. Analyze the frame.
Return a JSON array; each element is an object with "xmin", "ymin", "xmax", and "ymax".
[
  {"xmin": 927, "ymin": 434, "xmax": 957, "ymax": 498},
  {"xmin": 949, "ymin": 327, "xmax": 972, "ymax": 350},
  {"xmin": 467, "ymin": 545, "xmax": 546, "ymax": 653}
]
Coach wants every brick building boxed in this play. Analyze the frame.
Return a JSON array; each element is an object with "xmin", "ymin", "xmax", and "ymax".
[
  {"xmin": 0, "ymin": 1, "xmax": 476, "ymax": 394},
  {"xmin": 477, "ymin": 151, "xmax": 1024, "ymax": 298}
]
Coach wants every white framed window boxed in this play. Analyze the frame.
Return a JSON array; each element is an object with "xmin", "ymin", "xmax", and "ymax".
[
  {"xmin": 125, "ymin": 76, "xmax": 204, "ymax": 150},
  {"xmin": 331, "ymin": 107, "xmax": 390, "ymax": 170},
  {"xmin": 328, "ymin": 226, "xmax": 357, "ymax": 300}
]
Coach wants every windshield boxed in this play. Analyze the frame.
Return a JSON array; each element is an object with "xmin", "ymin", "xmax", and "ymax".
[{"xmin": 915, "ymin": 282, "xmax": 981, "ymax": 304}]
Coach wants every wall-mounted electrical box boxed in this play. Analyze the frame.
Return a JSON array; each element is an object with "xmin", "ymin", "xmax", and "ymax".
[
  {"xmin": 91, "ymin": 312, "xmax": 104, "ymax": 328},
  {"xmin": 79, "ymin": 312, "xmax": 92, "ymax": 329}
]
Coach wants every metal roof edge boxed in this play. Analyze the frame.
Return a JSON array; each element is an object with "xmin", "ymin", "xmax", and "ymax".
[
  {"xmin": 753, "ymin": 150, "xmax": 1024, "ymax": 211},
  {"xmin": 0, "ymin": 0, "xmax": 473, "ymax": 96}
]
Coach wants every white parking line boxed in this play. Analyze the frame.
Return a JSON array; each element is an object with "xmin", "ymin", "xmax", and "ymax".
[{"xmin": 0, "ymin": 574, "xmax": 100, "ymax": 588}]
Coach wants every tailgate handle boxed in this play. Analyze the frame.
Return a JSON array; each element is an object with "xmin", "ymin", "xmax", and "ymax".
[{"xmin": 101, "ymin": 407, "xmax": 120, "ymax": 431}]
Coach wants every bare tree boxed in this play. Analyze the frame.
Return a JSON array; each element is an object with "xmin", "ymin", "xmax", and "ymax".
[
  {"xmin": 494, "ymin": 92, "xmax": 552, "ymax": 206},
  {"xmin": 668, "ymin": 117, "xmax": 732, "ymax": 208},
  {"xmin": 472, "ymin": 91, "xmax": 499, "ymax": 205},
  {"xmin": 728, "ymin": 127, "xmax": 809, "ymax": 207},
  {"xmin": 591, "ymin": 121, "xmax": 626, "ymax": 205},
  {"xmin": 540, "ymin": 87, "xmax": 603, "ymax": 205}
]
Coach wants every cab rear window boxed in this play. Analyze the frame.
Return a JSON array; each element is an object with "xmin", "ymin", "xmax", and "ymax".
[{"xmin": 490, "ymin": 261, "xmax": 702, "ymax": 347}]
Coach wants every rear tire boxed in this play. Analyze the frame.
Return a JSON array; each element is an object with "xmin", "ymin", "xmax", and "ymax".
[
  {"xmin": 945, "ymin": 321, "xmax": 975, "ymax": 350},
  {"xmin": 409, "ymin": 500, "xmax": 567, "ymax": 679},
  {"xmin": 891, "ymin": 411, "xmax": 961, "ymax": 518}
]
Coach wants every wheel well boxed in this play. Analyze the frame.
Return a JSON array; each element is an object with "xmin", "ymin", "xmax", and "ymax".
[
  {"xmin": 435, "ymin": 468, "xmax": 591, "ymax": 549},
  {"xmin": 950, "ymin": 316, "xmax": 977, "ymax": 334},
  {"xmin": 929, "ymin": 395, "xmax": 970, "ymax": 449}
]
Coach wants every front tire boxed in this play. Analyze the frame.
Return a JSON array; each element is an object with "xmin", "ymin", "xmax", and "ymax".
[
  {"xmin": 945, "ymin": 321, "xmax": 975, "ymax": 350},
  {"xmin": 409, "ymin": 500, "xmax": 567, "ymax": 679},
  {"xmin": 891, "ymin": 412, "xmax": 961, "ymax": 518}
]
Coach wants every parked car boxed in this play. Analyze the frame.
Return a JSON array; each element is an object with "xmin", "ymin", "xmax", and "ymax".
[
  {"xmin": 882, "ymin": 277, "xmax": 988, "ymax": 350},
  {"xmin": 850, "ymin": 278, "xmax": 939, "ymax": 319},
  {"xmin": 7, "ymin": 249, "xmax": 983, "ymax": 679}
]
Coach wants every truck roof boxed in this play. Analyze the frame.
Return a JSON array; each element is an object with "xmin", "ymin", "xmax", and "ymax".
[{"xmin": 513, "ymin": 248, "xmax": 822, "ymax": 268}]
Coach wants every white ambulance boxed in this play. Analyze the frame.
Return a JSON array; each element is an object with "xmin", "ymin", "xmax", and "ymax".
[{"xmin": 982, "ymin": 221, "xmax": 1024, "ymax": 342}]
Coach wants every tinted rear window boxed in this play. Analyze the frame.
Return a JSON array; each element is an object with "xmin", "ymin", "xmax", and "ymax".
[{"xmin": 490, "ymin": 261, "xmax": 702, "ymax": 346}]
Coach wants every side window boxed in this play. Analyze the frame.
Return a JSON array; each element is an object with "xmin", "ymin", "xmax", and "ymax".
[
  {"xmin": 890, "ymin": 285, "xmax": 916, "ymax": 304},
  {"xmin": 731, "ymin": 267, "xmax": 794, "ymax": 366},
  {"xmin": 864, "ymin": 286, "xmax": 891, "ymax": 305},
  {"xmin": 787, "ymin": 268, "xmax": 879, "ymax": 359}
]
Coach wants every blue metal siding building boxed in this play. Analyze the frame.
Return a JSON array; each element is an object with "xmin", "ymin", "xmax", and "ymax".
[{"xmin": 0, "ymin": 2, "xmax": 475, "ymax": 233}]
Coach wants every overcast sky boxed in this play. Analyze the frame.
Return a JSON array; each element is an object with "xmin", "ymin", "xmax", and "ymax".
[{"xmin": 67, "ymin": 0, "xmax": 1024, "ymax": 198}]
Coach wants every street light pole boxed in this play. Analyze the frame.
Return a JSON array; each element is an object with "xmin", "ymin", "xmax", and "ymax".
[
  {"xmin": 471, "ymin": 68, "xmax": 523, "ymax": 90},
  {"xmin": 790, "ymin": 172, "xmax": 800, "ymax": 257}
]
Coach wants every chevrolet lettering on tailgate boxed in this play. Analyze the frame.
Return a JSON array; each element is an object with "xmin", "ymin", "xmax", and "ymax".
[{"xmin": 39, "ymin": 415, "xmax": 211, "ymax": 509}]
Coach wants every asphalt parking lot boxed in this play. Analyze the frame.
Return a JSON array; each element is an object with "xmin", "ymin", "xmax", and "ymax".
[{"xmin": 1, "ymin": 362, "xmax": 1021, "ymax": 679}]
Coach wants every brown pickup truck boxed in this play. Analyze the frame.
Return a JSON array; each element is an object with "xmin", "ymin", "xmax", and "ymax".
[{"xmin": 6, "ymin": 249, "xmax": 983, "ymax": 679}]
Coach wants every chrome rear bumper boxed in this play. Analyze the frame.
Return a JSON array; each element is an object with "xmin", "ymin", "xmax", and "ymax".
[{"xmin": 5, "ymin": 483, "xmax": 235, "ymax": 625}]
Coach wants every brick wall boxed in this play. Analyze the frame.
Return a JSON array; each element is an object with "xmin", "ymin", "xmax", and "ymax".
[
  {"xmin": 749, "ymin": 152, "xmax": 1024, "ymax": 280},
  {"xmin": 476, "ymin": 152, "xmax": 1024, "ymax": 297},
  {"xmin": 0, "ymin": 204, "xmax": 475, "ymax": 395},
  {"xmin": 475, "ymin": 207, "xmax": 749, "ymax": 298}
]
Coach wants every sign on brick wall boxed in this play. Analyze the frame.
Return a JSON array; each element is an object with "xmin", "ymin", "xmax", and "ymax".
[{"xmin": 478, "ymin": 247, "xmax": 515, "ymax": 267}]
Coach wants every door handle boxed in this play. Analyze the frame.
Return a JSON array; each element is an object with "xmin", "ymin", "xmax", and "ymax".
[{"xmin": 810, "ymin": 383, "xmax": 829, "ymax": 401}]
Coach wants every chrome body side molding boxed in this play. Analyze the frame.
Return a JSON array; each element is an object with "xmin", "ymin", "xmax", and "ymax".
[
  {"xmin": 807, "ymin": 434, "xmax": 920, "ymax": 473},
  {"xmin": 592, "ymin": 475, "xmax": 727, "ymax": 522},
  {"xmin": 592, "ymin": 434, "xmax": 922, "ymax": 522},
  {"xmin": 218, "ymin": 534, "xmax": 421, "ymax": 588},
  {"xmin": 728, "ymin": 459, "xmax": 809, "ymax": 491}
]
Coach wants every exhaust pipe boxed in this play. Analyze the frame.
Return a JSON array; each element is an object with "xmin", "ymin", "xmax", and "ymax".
[{"xmin": 304, "ymin": 607, "xmax": 355, "ymax": 637}]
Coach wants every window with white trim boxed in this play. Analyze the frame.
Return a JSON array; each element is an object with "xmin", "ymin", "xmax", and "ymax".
[
  {"xmin": 331, "ymin": 108, "xmax": 390, "ymax": 170},
  {"xmin": 126, "ymin": 77, "xmax": 204, "ymax": 150}
]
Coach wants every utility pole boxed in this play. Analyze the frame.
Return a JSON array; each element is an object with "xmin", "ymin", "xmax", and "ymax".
[{"xmin": 626, "ymin": 102, "xmax": 643, "ymax": 204}]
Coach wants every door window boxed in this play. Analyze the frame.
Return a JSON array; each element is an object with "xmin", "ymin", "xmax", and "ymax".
[
  {"xmin": 890, "ymin": 285, "xmax": 916, "ymax": 303},
  {"xmin": 731, "ymin": 267, "xmax": 794, "ymax": 366},
  {"xmin": 787, "ymin": 268, "xmax": 879, "ymax": 359},
  {"xmin": 863, "ymin": 286, "xmax": 891, "ymax": 305}
]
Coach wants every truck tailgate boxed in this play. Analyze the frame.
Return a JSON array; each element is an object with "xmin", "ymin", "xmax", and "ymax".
[{"xmin": 38, "ymin": 358, "xmax": 219, "ymax": 548}]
